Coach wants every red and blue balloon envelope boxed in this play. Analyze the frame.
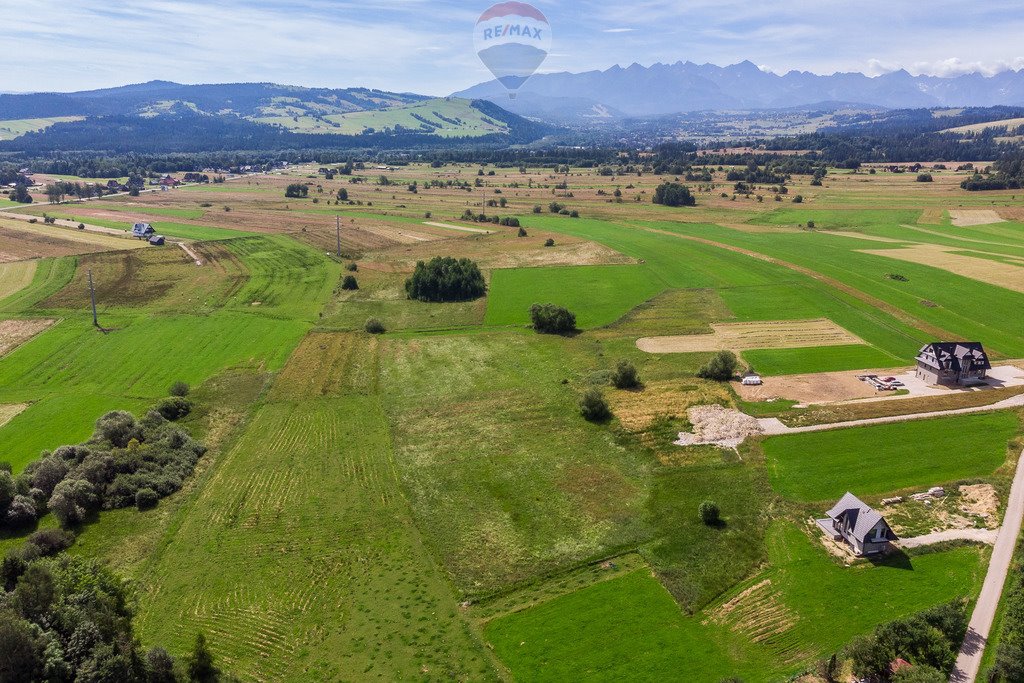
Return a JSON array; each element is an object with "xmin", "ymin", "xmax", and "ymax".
[{"xmin": 473, "ymin": 2, "xmax": 551, "ymax": 99}]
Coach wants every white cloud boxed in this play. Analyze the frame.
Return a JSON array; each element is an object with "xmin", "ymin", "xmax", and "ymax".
[{"xmin": 602, "ymin": 28, "xmax": 635, "ymax": 33}]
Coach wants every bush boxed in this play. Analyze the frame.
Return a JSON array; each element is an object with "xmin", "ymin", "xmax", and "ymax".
[
  {"xmin": 611, "ymin": 360, "xmax": 641, "ymax": 389},
  {"xmin": 285, "ymin": 183, "xmax": 308, "ymax": 198},
  {"xmin": 517, "ymin": 227, "xmax": 528, "ymax": 237},
  {"xmin": 652, "ymin": 182, "xmax": 696, "ymax": 207},
  {"xmin": 698, "ymin": 501, "xmax": 720, "ymax": 525},
  {"xmin": 530, "ymin": 303, "xmax": 576, "ymax": 335},
  {"xmin": 26, "ymin": 529, "xmax": 74, "ymax": 556},
  {"xmin": 532, "ymin": 205, "xmax": 542, "ymax": 214},
  {"xmin": 5, "ymin": 496, "xmax": 38, "ymax": 528},
  {"xmin": 697, "ymin": 351, "xmax": 739, "ymax": 382},
  {"xmin": 365, "ymin": 318, "xmax": 386, "ymax": 334},
  {"xmin": 405, "ymin": 257, "xmax": 486, "ymax": 302},
  {"xmin": 916, "ymin": 173, "xmax": 934, "ymax": 183},
  {"xmin": 345, "ymin": 262, "xmax": 358, "ymax": 272},
  {"xmin": 135, "ymin": 488, "xmax": 159, "ymax": 511},
  {"xmin": 341, "ymin": 275, "xmax": 359, "ymax": 291},
  {"xmin": 792, "ymin": 195, "xmax": 804, "ymax": 203},
  {"xmin": 544, "ymin": 238, "xmax": 555, "ymax": 247},
  {"xmin": 93, "ymin": 411, "xmax": 143, "ymax": 449},
  {"xmin": 169, "ymin": 381, "xmax": 190, "ymax": 397},
  {"xmin": 155, "ymin": 397, "xmax": 191, "ymax": 421},
  {"xmin": 579, "ymin": 389, "xmax": 612, "ymax": 422}
]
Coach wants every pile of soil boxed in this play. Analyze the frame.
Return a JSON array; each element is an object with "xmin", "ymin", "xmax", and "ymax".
[{"xmin": 674, "ymin": 405, "xmax": 763, "ymax": 448}]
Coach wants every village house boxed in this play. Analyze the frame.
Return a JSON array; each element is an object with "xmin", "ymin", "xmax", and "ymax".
[
  {"xmin": 132, "ymin": 222, "xmax": 155, "ymax": 239},
  {"xmin": 817, "ymin": 492, "xmax": 897, "ymax": 556},
  {"xmin": 915, "ymin": 342, "xmax": 991, "ymax": 386}
]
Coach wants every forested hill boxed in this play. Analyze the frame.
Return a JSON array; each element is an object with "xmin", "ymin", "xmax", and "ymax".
[
  {"xmin": 0, "ymin": 81, "xmax": 427, "ymax": 120},
  {"xmin": 0, "ymin": 104, "xmax": 554, "ymax": 154},
  {"xmin": 0, "ymin": 82, "xmax": 555, "ymax": 149}
]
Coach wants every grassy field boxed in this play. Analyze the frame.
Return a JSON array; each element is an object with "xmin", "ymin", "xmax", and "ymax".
[
  {"xmin": 0, "ymin": 116, "xmax": 84, "ymax": 140},
  {"xmin": 486, "ymin": 523, "xmax": 987, "ymax": 682},
  {"xmin": 764, "ymin": 411, "xmax": 1020, "ymax": 502},
  {"xmin": 252, "ymin": 98, "xmax": 508, "ymax": 137},
  {"xmin": 3, "ymin": 161, "xmax": 1023, "ymax": 680}
]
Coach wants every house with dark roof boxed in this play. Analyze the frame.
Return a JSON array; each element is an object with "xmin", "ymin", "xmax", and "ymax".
[
  {"xmin": 132, "ymin": 222, "xmax": 155, "ymax": 239},
  {"xmin": 915, "ymin": 342, "xmax": 991, "ymax": 386},
  {"xmin": 816, "ymin": 492, "xmax": 897, "ymax": 556}
]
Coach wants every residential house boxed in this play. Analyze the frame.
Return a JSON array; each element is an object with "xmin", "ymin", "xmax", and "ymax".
[
  {"xmin": 915, "ymin": 342, "xmax": 991, "ymax": 386},
  {"xmin": 132, "ymin": 222, "xmax": 155, "ymax": 239},
  {"xmin": 816, "ymin": 492, "xmax": 897, "ymax": 556}
]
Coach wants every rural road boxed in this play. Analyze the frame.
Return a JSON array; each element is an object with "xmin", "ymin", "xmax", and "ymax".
[
  {"xmin": 757, "ymin": 393, "xmax": 1024, "ymax": 436},
  {"xmin": 897, "ymin": 528, "xmax": 998, "ymax": 549},
  {"xmin": 950, "ymin": 450, "xmax": 1024, "ymax": 682}
]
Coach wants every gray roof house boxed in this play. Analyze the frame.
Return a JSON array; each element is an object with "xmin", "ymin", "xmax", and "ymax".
[
  {"xmin": 132, "ymin": 222, "xmax": 155, "ymax": 239},
  {"xmin": 816, "ymin": 492, "xmax": 897, "ymax": 556},
  {"xmin": 915, "ymin": 342, "xmax": 991, "ymax": 386}
]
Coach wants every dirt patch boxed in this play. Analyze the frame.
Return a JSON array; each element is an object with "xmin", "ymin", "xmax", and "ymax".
[
  {"xmin": 822, "ymin": 231, "xmax": 907, "ymax": 244},
  {"xmin": 638, "ymin": 318, "xmax": 863, "ymax": 354},
  {"xmin": 949, "ymin": 210, "xmax": 1006, "ymax": 227},
  {"xmin": 735, "ymin": 369, "xmax": 885, "ymax": 405},
  {"xmin": 675, "ymin": 405, "xmax": 762, "ymax": 448},
  {"xmin": 0, "ymin": 318, "xmax": 57, "ymax": 356},
  {"xmin": 861, "ymin": 244, "xmax": 1024, "ymax": 293},
  {"xmin": 0, "ymin": 403, "xmax": 28, "ymax": 429},
  {"xmin": 610, "ymin": 381, "xmax": 728, "ymax": 433},
  {"xmin": 960, "ymin": 484, "xmax": 999, "ymax": 528}
]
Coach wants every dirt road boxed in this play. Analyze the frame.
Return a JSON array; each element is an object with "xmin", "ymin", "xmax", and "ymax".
[
  {"xmin": 897, "ymin": 528, "xmax": 998, "ymax": 549},
  {"xmin": 951, "ymin": 450, "xmax": 1024, "ymax": 682}
]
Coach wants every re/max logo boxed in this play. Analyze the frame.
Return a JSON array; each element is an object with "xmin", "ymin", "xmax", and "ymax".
[{"xmin": 482, "ymin": 24, "xmax": 543, "ymax": 41}]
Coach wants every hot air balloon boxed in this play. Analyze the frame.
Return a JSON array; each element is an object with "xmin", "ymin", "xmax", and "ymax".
[{"xmin": 473, "ymin": 2, "xmax": 551, "ymax": 99}]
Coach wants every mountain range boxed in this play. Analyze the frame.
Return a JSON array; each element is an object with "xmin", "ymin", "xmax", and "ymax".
[{"xmin": 454, "ymin": 61, "xmax": 1024, "ymax": 122}]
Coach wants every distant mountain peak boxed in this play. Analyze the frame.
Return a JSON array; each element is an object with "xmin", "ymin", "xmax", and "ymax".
[{"xmin": 453, "ymin": 60, "xmax": 1024, "ymax": 121}]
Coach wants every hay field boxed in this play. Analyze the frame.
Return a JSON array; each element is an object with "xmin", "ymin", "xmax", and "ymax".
[
  {"xmin": 0, "ymin": 218, "xmax": 143, "ymax": 261},
  {"xmin": 861, "ymin": 244, "xmax": 1024, "ymax": 293},
  {"xmin": 0, "ymin": 261, "xmax": 37, "ymax": 301},
  {"xmin": 637, "ymin": 319, "xmax": 864, "ymax": 353},
  {"xmin": 949, "ymin": 210, "xmax": 1007, "ymax": 227}
]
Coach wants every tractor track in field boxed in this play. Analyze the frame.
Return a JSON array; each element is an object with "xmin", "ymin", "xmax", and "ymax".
[{"xmin": 636, "ymin": 225, "xmax": 962, "ymax": 344}]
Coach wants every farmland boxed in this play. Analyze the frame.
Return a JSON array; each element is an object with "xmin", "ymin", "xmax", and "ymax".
[{"xmin": 2, "ymin": 158, "xmax": 1024, "ymax": 681}]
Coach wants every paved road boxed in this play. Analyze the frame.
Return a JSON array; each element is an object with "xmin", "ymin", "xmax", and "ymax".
[
  {"xmin": 757, "ymin": 393, "xmax": 1024, "ymax": 436},
  {"xmin": 898, "ymin": 528, "xmax": 998, "ymax": 549},
  {"xmin": 951, "ymin": 450, "xmax": 1024, "ymax": 682}
]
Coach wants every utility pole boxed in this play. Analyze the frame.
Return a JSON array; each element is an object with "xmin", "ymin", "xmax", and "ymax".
[
  {"xmin": 88, "ymin": 269, "xmax": 98, "ymax": 328},
  {"xmin": 336, "ymin": 215, "xmax": 342, "ymax": 258}
]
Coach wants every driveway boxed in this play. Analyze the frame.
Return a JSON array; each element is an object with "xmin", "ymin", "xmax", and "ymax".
[
  {"xmin": 897, "ymin": 528, "xmax": 998, "ymax": 549},
  {"xmin": 951, "ymin": 450, "xmax": 1024, "ymax": 682}
]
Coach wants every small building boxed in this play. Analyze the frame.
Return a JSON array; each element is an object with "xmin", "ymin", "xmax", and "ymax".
[
  {"xmin": 159, "ymin": 175, "xmax": 180, "ymax": 188},
  {"xmin": 816, "ymin": 492, "xmax": 897, "ymax": 556},
  {"xmin": 148, "ymin": 235, "xmax": 165, "ymax": 246},
  {"xmin": 741, "ymin": 372, "xmax": 763, "ymax": 386},
  {"xmin": 915, "ymin": 342, "xmax": 991, "ymax": 386},
  {"xmin": 132, "ymin": 222, "xmax": 155, "ymax": 239}
]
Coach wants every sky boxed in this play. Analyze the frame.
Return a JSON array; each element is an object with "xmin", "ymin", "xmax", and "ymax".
[{"xmin": 5, "ymin": 0, "xmax": 1024, "ymax": 95}]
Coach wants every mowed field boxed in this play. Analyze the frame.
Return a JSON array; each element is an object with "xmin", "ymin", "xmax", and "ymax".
[{"xmin": 3, "ymin": 160, "xmax": 1024, "ymax": 680}]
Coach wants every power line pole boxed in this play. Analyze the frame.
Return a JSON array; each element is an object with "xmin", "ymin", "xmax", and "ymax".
[
  {"xmin": 336, "ymin": 215, "xmax": 342, "ymax": 258},
  {"xmin": 88, "ymin": 269, "xmax": 98, "ymax": 328}
]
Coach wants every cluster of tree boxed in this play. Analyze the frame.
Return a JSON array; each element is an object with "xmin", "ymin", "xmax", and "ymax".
[
  {"xmin": 961, "ymin": 152, "xmax": 1024, "ymax": 191},
  {"xmin": 1, "ymin": 551, "xmax": 227, "ymax": 682},
  {"xmin": 530, "ymin": 303, "xmax": 577, "ymax": 335},
  {"xmin": 1, "ymin": 390, "xmax": 203, "ymax": 531},
  {"xmin": 725, "ymin": 161, "xmax": 788, "ymax": 184},
  {"xmin": 405, "ymin": 257, "xmax": 486, "ymax": 302},
  {"xmin": 284, "ymin": 183, "xmax": 309, "ymax": 198},
  {"xmin": 841, "ymin": 600, "xmax": 968, "ymax": 681},
  {"xmin": 989, "ymin": 550, "xmax": 1024, "ymax": 681},
  {"xmin": 459, "ymin": 209, "xmax": 520, "ymax": 226},
  {"xmin": 697, "ymin": 351, "xmax": 739, "ymax": 382},
  {"xmin": 652, "ymin": 182, "xmax": 696, "ymax": 207}
]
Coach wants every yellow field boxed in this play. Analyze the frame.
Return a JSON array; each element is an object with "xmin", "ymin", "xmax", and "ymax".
[
  {"xmin": 636, "ymin": 319, "xmax": 863, "ymax": 353},
  {"xmin": 862, "ymin": 244, "xmax": 1024, "ymax": 293},
  {"xmin": 942, "ymin": 117, "xmax": 1024, "ymax": 134},
  {"xmin": 0, "ymin": 261, "xmax": 37, "ymax": 300}
]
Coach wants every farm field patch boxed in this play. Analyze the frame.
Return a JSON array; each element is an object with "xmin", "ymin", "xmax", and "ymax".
[
  {"xmin": 861, "ymin": 243, "xmax": 1024, "ymax": 293},
  {"xmin": 949, "ymin": 209, "xmax": 1007, "ymax": 227},
  {"xmin": 0, "ymin": 317, "xmax": 56, "ymax": 356},
  {"xmin": 486, "ymin": 523, "xmax": 985, "ymax": 682},
  {"xmin": 637, "ymin": 318, "xmax": 864, "ymax": 354},
  {"xmin": 764, "ymin": 411, "xmax": 1019, "ymax": 502},
  {"xmin": 0, "ymin": 260, "xmax": 36, "ymax": 300},
  {"xmin": 0, "ymin": 116, "xmax": 84, "ymax": 140},
  {"xmin": 0, "ymin": 217, "xmax": 143, "ymax": 260},
  {"xmin": 0, "ymin": 402, "xmax": 27, "ymax": 429}
]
